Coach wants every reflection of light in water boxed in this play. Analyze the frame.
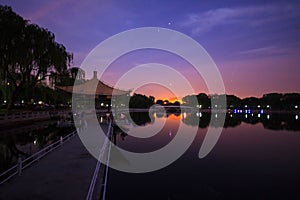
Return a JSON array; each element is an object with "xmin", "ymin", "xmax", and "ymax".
[
  {"xmin": 251, "ymin": 113, "xmax": 254, "ymax": 117},
  {"xmin": 267, "ymin": 114, "xmax": 270, "ymax": 119},
  {"xmin": 169, "ymin": 131, "xmax": 172, "ymax": 137},
  {"xmin": 245, "ymin": 114, "xmax": 248, "ymax": 119},
  {"xmin": 196, "ymin": 112, "xmax": 202, "ymax": 117},
  {"xmin": 183, "ymin": 112, "xmax": 187, "ymax": 119},
  {"xmin": 100, "ymin": 116, "xmax": 103, "ymax": 123},
  {"xmin": 296, "ymin": 115, "xmax": 299, "ymax": 120},
  {"xmin": 215, "ymin": 113, "xmax": 218, "ymax": 118},
  {"xmin": 258, "ymin": 114, "xmax": 261, "ymax": 118},
  {"xmin": 230, "ymin": 114, "xmax": 233, "ymax": 117}
]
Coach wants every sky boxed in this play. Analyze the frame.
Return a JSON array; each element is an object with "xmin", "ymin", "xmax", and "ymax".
[{"xmin": 1, "ymin": 0, "xmax": 300, "ymax": 100}]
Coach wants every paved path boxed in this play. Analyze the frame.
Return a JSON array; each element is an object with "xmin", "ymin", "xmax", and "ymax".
[{"xmin": 0, "ymin": 131, "xmax": 105, "ymax": 200}]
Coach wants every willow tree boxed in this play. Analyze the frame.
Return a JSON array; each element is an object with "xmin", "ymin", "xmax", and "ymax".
[{"xmin": 0, "ymin": 5, "xmax": 72, "ymax": 109}]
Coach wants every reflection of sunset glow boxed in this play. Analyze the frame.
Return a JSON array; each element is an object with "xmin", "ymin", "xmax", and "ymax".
[{"xmin": 167, "ymin": 113, "xmax": 182, "ymax": 120}]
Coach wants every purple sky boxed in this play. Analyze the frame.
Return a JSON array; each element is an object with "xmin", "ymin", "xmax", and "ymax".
[{"xmin": 2, "ymin": 0, "xmax": 300, "ymax": 99}]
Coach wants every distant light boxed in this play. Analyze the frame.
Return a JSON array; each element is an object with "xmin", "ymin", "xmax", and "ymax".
[
  {"xmin": 296, "ymin": 115, "xmax": 299, "ymax": 120},
  {"xmin": 267, "ymin": 105, "xmax": 270, "ymax": 108},
  {"xmin": 215, "ymin": 113, "xmax": 218, "ymax": 118},
  {"xmin": 251, "ymin": 113, "xmax": 254, "ymax": 116},
  {"xmin": 34, "ymin": 139, "xmax": 37, "ymax": 145},
  {"xmin": 183, "ymin": 112, "xmax": 187, "ymax": 118},
  {"xmin": 4, "ymin": 100, "xmax": 7, "ymax": 103},
  {"xmin": 230, "ymin": 114, "xmax": 233, "ymax": 117},
  {"xmin": 260, "ymin": 109, "xmax": 264, "ymax": 114},
  {"xmin": 101, "ymin": 103, "xmax": 104, "ymax": 106},
  {"xmin": 199, "ymin": 105, "xmax": 202, "ymax": 108},
  {"xmin": 106, "ymin": 104, "xmax": 109, "ymax": 107},
  {"xmin": 7, "ymin": 82, "xmax": 10, "ymax": 86},
  {"xmin": 245, "ymin": 105, "xmax": 248, "ymax": 108},
  {"xmin": 257, "ymin": 105, "xmax": 261, "ymax": 108},
  {"xmin": 295, "ymin": 105, "xmax": 298, "ymax": 109},
  {"xmin": 215, "ymin": 105, "xmax": 218, "ymax": 108},
  {"xmin": 38, "ymin": 101, "xmax": 43, "ymax": 105},
  {"xmin": 196, "ymin": 112, "xmax": 202, "ymax": 117},
  {"xmin": 21, "ymin": 100, "xmax": 24, "ymax": 104},
  {"xmin": 100, "ymin": 117, "xmax": 103, "ymax": 123},
  {"xmin": 245, "ymin": 114, "xmax": 248, "ymax": 119},
  {"xmin": 258, "ymin": 114, "xmax": 261, "ymax": 118},
  {"xmin": 234, "ymin": 109, "xmax": 237, "ymax": 114},
  {"xmin": 267, "ymin": 114, "xmax": 270, "ymax": 119}
]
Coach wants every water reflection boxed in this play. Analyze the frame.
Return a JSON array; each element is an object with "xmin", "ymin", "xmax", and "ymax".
[
  {"xmin": 113, "ymin": 112, "xmax": 300, "ymax": 136},
  {"xmin": 107, "ymin": 111, "xmax": 300, "ymax": 199},
  {"xmin": 0, "ymin": 122, "xmax": 75, "ymax": 173}
]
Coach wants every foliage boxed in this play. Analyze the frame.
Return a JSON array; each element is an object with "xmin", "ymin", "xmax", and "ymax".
[
  {"xmin": 0, "ymin": 6, "xmax": 72, "ymax": 109},
  {"xmin": 182, "ymin": 92, "xmax": 300, "ymax": 110},
  {"xmin": 129, "ymin": 93, "xmax": 155, "ymax": 108}
]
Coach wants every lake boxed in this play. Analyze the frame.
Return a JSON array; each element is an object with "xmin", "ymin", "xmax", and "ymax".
[
  {"xmin": 107, "ymin": 111, "xmax": 300, "ymax": 199},
  {"xmin": 0, "ymin": 121, "xmax": 75, "ymax": 174}
]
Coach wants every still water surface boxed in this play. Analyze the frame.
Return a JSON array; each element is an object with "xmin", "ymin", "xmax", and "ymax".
[
  {"xmin": 107, "ymin": 112, "xmax": 300, "ymax": 199},
  {"xmin": 0, "ymin": 121, "xmax": 75, "ymax": 174}
]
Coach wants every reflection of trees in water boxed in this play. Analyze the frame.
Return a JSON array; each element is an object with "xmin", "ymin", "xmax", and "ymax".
[
  {"xmin": 0, "ymin": 124, "xmax": 75, "ymax": 173},
  {"xmin": 111, "ymin": 112, "xmax": 300, "ymax": 146},
  {"xmin": 129, "ymin": 112, "xmax": 154, "ymax": 126},
  {"xmin": 182, "ymin": 113, "xmax": 300, "ymax": 131}
]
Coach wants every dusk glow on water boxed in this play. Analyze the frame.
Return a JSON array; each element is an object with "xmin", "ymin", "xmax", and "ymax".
[
  {"xmin": 108, "ymin": 112, "xmax": 300, "ymax": 199},
  {"xmin": 1, "ymin": 1, "xmax": 300, "ymax": 199}
]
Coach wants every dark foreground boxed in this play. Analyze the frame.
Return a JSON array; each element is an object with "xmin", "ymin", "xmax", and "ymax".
[{"xmin": 0, "ymin": 135, "xmax": 97, "ymax": 200}]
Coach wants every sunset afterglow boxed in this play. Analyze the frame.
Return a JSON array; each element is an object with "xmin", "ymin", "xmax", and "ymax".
[{"xmin": 3, "ymin": 0, "xmax": 300, "ymax": 99}]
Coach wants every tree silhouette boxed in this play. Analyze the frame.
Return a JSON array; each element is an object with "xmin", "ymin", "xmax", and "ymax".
[{"xmin": 0, "ymin": 6, "xmax": 72, "ymax": 109}]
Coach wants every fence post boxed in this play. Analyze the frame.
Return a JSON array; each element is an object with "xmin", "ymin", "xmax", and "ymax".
[{"xmin": 17, "ymin": 157, "xmax": 22, "ymax": 175}]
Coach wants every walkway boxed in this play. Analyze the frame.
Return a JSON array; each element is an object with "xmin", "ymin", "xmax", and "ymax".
[{"xmin": 0, "ymin": 128, "xmax": 107, "ymax": 200}]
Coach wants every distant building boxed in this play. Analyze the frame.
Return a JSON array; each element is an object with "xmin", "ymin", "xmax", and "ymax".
[{"xmin": 56, "ymin": 71, "xmax": 130, "ymax": 109}]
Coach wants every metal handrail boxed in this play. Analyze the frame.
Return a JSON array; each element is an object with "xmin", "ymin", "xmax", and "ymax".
[
  {"xmin": 0, "ymin": 130, "xmax": 77, "ymax": 185},
  {"xmin": 101, "ymin": 125, "xmax": 113, "ymax": 200},
  {"xmin": 86, "ymin": 120, "xmax": 112, "ymax": 200}
]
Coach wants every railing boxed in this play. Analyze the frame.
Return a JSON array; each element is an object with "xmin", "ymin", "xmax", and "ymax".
[
  {"xmin": 0, "ymin": 131, "xmax": 77, "ymax": 185},
  {"xmin": 0, "ymin": 110, "xmax": 71, "ymax": 123},
  {"xmin": 86, "ymin": 120, "xmax": 113, "ymax": 200}
]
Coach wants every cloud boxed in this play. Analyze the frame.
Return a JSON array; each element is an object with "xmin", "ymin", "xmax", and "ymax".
[
  {"xmin": 239, "ymin": 44, "xmax": 300, "ymax": 58},
  {"xmin": 239, "ymin": 46, "xmax": 287, "ymax": 56},
  {"xmin": 180, "ymin": 4, "xmax": 300, "ymax": 35}
]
